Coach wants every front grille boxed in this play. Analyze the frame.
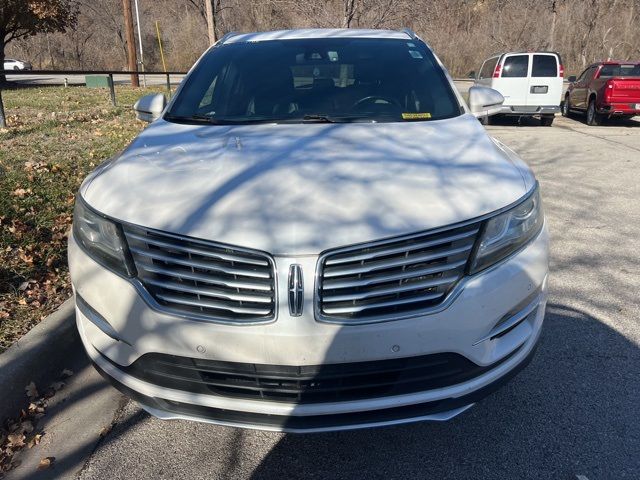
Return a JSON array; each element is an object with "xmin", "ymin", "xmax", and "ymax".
[
  {"xmin": 317, "ymin": 223, "xmax": 480, "ymax": 322},
  {"xmin": 124, "ymin": 225, "xmax": 276, "ymax": 323},
  {"xmin": 117, "ymin": 351, "xmax": 513, "ymax": 404}
]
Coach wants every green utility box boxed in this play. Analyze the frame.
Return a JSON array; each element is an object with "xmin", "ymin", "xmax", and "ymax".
[{"xmin": 85, "ymin": 75, "xmax": 113, "ymax": 88}]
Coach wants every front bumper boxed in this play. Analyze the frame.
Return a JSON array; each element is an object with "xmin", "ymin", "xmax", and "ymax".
[{"xmin": 70, "ymin": 226, "xmax": 549, "ymax": 432}]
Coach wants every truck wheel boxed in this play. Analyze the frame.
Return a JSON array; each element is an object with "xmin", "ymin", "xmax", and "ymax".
[
  {"xmin": 541, "ymin": 115, "xmax": 554, "ymax": 126},
  {"xmin": 586, "ymin": 99, "xmax": 602, "ymax": 126},
  {"xmin": 561, "ymin": 96, "xmax": 571, "ymax": 117}
]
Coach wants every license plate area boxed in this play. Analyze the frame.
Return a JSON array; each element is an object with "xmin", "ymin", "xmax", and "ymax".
[
  {"xmin": 530, "ymin": 85, "xmax": 549, "ymax": 94},
  {"xmin": 635, "ymin": 103, "xmax": 640, "ymax": 110}
]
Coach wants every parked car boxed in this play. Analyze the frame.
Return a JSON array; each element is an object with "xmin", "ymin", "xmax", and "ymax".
[
  {"xmin": 475, "ymin": 51, "xmax": 564, "ymax": 125},
  {"xmin": 3, "ymin": 58, "xmax": 32, "ymax": 70},
  {"xmin": 562, "ymin": 61, "xmax": 640, "ymax": 125},
  {"xmin": 70, "ymin": 28, "xmax": 549, "ymax": 432}
]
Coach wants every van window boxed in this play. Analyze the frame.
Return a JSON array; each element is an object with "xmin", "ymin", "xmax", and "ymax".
[
  {"xmin": 479, "ymin": 57, "xmax": 498, "ymax": 79},
  {"xmin": 532, "ymin": 55, "xmax": 557, "ymax": 77},
  {"xmin": 502, "ymin": 55, "xmax": 529, "ymax": 78}
]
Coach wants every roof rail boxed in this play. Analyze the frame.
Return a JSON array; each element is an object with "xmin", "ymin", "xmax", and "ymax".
[
  {"xmin": 216, "ymin": 31, "xmax": 239, "ymax": 45},
  {"xmin": 401, "ymin": 28, "xmax": 417, "ymax": 39}
]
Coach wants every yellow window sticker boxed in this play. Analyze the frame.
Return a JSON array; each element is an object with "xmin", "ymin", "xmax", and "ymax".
[{"xmin": 402, "ymin": 112, "xmax": 432, "ymax": 120}]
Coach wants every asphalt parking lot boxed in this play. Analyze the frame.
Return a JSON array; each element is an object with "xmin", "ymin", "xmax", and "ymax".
[{"xmin": 7, "ymin": 114, "xmax": 640, "ymax": 480}]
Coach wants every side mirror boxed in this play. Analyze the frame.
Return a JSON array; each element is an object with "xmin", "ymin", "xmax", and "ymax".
[
  {"xmin": 567, "ymin": 75, "xmax": 577, "ymax": 83},
  {"xmin": 133, "ymin": 93, "xmax": 167, "ymax": 122},
  {"xmin": 467, "ymin": 86, "xmax": 504, "ymax": 118}
]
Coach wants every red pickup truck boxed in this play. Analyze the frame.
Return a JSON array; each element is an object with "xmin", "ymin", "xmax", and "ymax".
[{"xmin": 562, "ymin": 61, "xmax": 640, "ymax": 125}]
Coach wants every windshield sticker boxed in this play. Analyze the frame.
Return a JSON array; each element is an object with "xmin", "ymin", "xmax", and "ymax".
[
  {"xmin": 407, "ymin": 42, "xmax": 416, "ymax": 47},
  {"xmin": 402, "ymin": 112, "xmax": 432, "ymax": 120},
  {"xmin": 408, "ymin": 50, "xmax": 423, "ymax": 59}
]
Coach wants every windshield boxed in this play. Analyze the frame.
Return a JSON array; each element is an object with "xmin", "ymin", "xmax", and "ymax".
[{"xmin": 166, "ymin": 38, "xmax": 461, "ymax": 124}]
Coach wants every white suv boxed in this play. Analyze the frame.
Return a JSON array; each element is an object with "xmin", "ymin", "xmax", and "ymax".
[
  {"xmin": 476, "ymin": 52, "xmax": 564, "ymax": 125},
  {"xmin": 70, "ymin": 29, "xmax": 549, "ymax": 432}
]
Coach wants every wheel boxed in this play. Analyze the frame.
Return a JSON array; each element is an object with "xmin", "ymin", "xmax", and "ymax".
[
  {"xmin": 561, "ymin": 95, "xmax": 571, "ymax": 117},
  {"xmin": 540, "ymin": 115, "xmax": 554, "ymax": 126},
  {"xmin": 586, "ymin": 99, "xmax": 602, "ymax": 126},
  {"xmin": 13, "ymin": 66, "xmax": 19, "ymax": 70}
]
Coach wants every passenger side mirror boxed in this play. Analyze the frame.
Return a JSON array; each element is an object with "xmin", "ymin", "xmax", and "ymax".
[
  {"xmin": 567, "ymin": 75, "xmax": 577, "ymax": 83},
  {"xmin": 467, "ymin": 86, "xmax": 504, "ymax": 118},
  {"xmin": 133, "ymin": 93, "xmax": 167, "ymax": 122}
]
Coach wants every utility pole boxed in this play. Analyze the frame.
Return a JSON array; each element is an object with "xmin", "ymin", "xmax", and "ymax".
[
  {"xmin": 133, "ymin": 0, "xmax": 146, "ymax": 87},
  {"xmin": 122, "ymin": 0, "xmax": 139, "ymax": 87},
  {"xmin": 205, "ymin": 0, "xmax": 217, "ymax": 45}
]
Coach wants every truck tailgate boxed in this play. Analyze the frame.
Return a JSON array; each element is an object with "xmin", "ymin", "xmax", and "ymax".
[{"xmin": 608, "ymin": 77, "xmax": 640, "ymax": 102}]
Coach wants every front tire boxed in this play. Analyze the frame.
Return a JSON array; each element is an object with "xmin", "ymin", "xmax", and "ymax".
[
  {"xmin": 540, "ymin": 115, "xmax": 554, "ymax": 126},
  {"xmin": 586, "ymin": 99, "xmax": 602, "ymax": 126},
  {"xmin": 13, "ymin": 66, "xmax": 19, "ymax": 70}
]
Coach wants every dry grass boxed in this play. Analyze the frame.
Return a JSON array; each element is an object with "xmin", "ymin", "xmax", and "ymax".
[{"xmin": 0, "ymin": 85, "xmax": 166, "ymax": 353}]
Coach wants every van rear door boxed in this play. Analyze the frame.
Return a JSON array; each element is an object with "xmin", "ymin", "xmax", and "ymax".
[
  {"xmin": 495, "ymin": 54, "xmax": 530, "ymax": 106},
  {"xmin": 527, "ymin": 54, "xmax": 563, "ymax": 107}
]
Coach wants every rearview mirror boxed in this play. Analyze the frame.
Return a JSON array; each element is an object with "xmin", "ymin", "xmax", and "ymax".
[
  {"xmin": 467, "ymin": 86, "xmax": 504, "ymax": 118},
  {"xmin": 133, "ymin": 93, "xmax": 167, "ymax": 122},
  {"xmin": 567, "ymin": 75, "xmax": 577, "ymax": 83}
]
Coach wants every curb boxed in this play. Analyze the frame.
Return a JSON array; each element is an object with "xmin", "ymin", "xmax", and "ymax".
[{"xmin": 0, "ymin": 298, "xmax": 79, "ymax": 426}]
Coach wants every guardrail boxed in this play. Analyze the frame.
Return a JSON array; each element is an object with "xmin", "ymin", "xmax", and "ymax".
[{"xmin": 0, "ymin": 69, "xmax": 187, "ymax": 127}]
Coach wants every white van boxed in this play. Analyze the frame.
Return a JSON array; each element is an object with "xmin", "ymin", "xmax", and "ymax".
[{"xmin": 475, "ymin": 52, "xmax": 564, "ymax": 125}]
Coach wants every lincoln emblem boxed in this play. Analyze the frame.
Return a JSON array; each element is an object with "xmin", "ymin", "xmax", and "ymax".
[{"xmin": 288, "ymin": 264, "xmax": 304, "ymax": 316}]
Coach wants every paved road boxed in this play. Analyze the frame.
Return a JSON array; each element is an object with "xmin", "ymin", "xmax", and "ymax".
[
  {"xmin": 7, "ymin": 114, "xmax": 640, "ymax": 480},
  {"xmin": 3, "ymin": 73, "xmax": 185, "ymax": 86}
]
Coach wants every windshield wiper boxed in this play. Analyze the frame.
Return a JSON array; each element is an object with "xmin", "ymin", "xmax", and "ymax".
[
  {"xmin": 164, "ymin": 114, "xmax": 281, "ymax": 125},
  {"xmin": 283, "ymin": 114, "xmax": 383, "ymax": 124}
]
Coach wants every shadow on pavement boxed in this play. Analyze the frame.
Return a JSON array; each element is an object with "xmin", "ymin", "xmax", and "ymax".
[{"xmin": 248, "ymin": 303, "xmax": 638, "ymax": 480}]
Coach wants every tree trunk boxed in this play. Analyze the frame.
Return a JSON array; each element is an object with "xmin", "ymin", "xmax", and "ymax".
[
  {"xmin": 205, "ymin": 0, "xmax": 217, "ymax": 45},
  {"xmin": 0, "ymin": 35, "xmax": 6, "ymax": 85},
  {"xmin": 122, "ymin": 0, "xmax": 139, "ymax": 87},
  {"xmin": 343, "ymin": 0, "xmax": 356, "ymax": 28}
]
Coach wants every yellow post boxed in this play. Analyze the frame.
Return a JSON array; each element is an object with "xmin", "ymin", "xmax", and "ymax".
[{"xmin": 155, "ymin": 21, "xmax": 167, "ymax": 73}]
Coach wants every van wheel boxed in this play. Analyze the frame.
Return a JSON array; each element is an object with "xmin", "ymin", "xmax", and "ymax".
[
  {"xmin": 561, "ymin": 96, "xmax": 571, "ymax": 117},
  {"xmin": 586, "ymin": 99, "xmax": 602, "ymax": 126},
  {"xmin": 541, "ymin": 115, "xmax": 554, "ymax": 126}
]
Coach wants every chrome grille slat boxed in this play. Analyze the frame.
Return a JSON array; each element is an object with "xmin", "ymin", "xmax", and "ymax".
[
  {"xmin": 145, "ymin": 278, "xmax": 273, "ymax": 304},
  {"xmin": 130, "ymin": 247, "xmax": 271, "ymax": 279},
  {"xmin": 321, "ymin": 259, "xmax": 468, "ymax": 290},
  {"xmin": 321, "ymin": 275, "xmax": 459, "ymax": 303},
  {"xmin": 322, "ymin": 293, "xmax": 444, "ymax": 315},
  {"xmin": 324, "ymin": 229, "xmax": 479, "ymax": 266},
  {"xmin": 155, "ymin": 293, "xmax": 272, "ymax": 316},
  {"xmin": 126, "ymin": 231, "xmax": 269, "ymax": 266},
  {"xmin": 317, "ymin": 223, "xmax": 480, "ymax": 322},
  {"xmin": 322, "ymin": 244, "xmax": 474, "ymax": 278},
  {"xmin": 124, "ymin": 226, "xmax": 276, "ymax": 322},
  {"xmin": 142, "ymin": 264, "xmax": 272, "ymax": 291}
]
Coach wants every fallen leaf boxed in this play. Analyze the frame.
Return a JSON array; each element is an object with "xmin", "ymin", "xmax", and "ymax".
[
  {"xmin": 25, "ymin": 382, "xmax": 38, "ymax": 400},
  {"xmin": 37, "ymin": 457, "xmax": 55, "ymax": 470},
  {"xmin": 7, "ymin": 433, "xmax": 25, "ymax": 448},
  {"xmin": 26, "ymin": 433, "xmax": 43, "ymax": 448}
]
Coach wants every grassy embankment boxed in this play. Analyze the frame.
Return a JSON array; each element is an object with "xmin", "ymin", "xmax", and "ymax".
[{"xmin": 0, "ymin": 85, "xmax": 165, "ymax": 353}]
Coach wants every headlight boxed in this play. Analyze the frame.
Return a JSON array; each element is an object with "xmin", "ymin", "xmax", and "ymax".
[
  {"xmin": 469, "ymin": 186, "xmax": 544, "ymax": 274},
  {"xmin": 72, "ymin": 196, "xmax": 135, "ymax": 276}
]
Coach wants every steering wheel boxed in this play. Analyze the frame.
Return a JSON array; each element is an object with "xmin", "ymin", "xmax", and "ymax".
[{"xmin": 351, "ymin": 95, "xmax": 401, "ymax": 111}]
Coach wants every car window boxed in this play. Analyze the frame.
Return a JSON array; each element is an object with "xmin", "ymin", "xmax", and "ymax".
[
  {"xmin": 502, "ymin": 55, "xmax": 529, "ymax": 78},
  {"xmin": 167, "ymin": 38, "xmax": 461, "ymax": 124},
  {"xmin": 479, "ymin": 57, "xmax": 498, "ymax": 79},
  {"xmin": 599, "ymin": 64, "xmax": 640, "ymax": 77},
  {"xmin": 532, "ymin": 55, "xmax": 557, "ymax": 77}
]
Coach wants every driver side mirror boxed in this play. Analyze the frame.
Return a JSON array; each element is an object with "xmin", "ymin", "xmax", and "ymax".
[
  {"xmin": 133, "ymin": 93, "xmax": 167, "ymax": 122},
  {"xmin": 467, "ymin": 86, "xmax": 504, "ymax": 118},
  {"xmin": 567, "ymin": 75, "xmax": 577, "ymax": 83}
]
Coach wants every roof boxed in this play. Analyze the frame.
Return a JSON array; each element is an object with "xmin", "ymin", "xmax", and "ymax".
[
  {"xmin": 591, "ymin": 60, "xmax": 640, "ymax": 65},
  {"xmin": 222, "ymin": 29, "xmax": 413, "ymax": 44}
]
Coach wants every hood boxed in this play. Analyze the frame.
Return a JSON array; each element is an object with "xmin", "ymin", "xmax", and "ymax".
[{"xmin": 82, "ymin": 114, "xmax": 534, "ymax": 255}]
